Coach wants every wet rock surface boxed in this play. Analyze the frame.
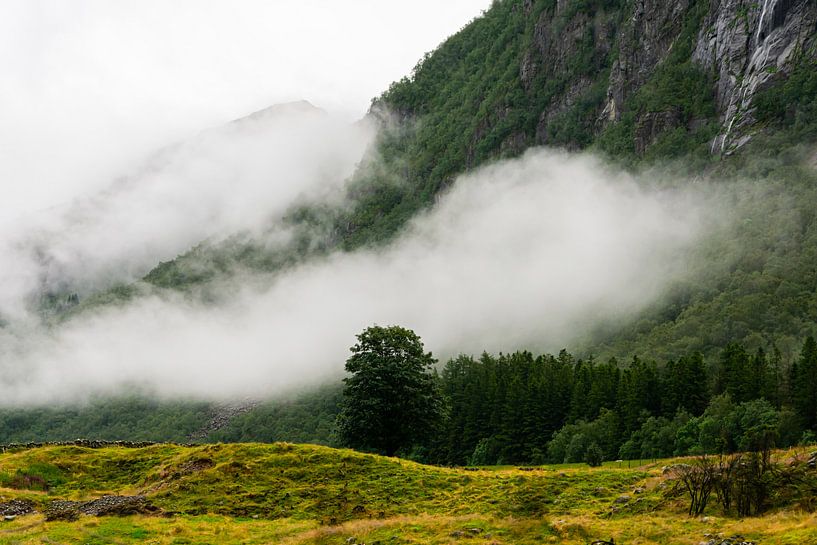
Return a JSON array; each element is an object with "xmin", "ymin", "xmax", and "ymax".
[
  {"xmin": 520, "ymin": 0, "xmax": 817, "ymax": 155},
  {"xmin": 693, "ymin": 0, "xmax": 817, "ymax": 153}
]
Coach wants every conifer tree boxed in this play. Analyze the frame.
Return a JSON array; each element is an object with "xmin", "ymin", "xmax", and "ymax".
[{"xmin": 793, "ymin": 336, "xmax": 817, "ymax": 431}]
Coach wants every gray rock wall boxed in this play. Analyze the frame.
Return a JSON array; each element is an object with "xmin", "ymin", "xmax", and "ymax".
[
  {"xmin": 521, "ymin": 0, "xmax": 816, "ymax": 155},
  {"xmin": 693, "ymin": 0, "xmax": 817, "ymax": 153}
]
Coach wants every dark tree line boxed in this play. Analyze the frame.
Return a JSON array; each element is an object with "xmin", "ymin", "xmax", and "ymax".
[
  {"xmin": 423, "ymin": 336, "xmax": 817, "ymax": 466},
  {"xmin": 3, "ymin": 330, "xmax": 814, "ymax": 464}
]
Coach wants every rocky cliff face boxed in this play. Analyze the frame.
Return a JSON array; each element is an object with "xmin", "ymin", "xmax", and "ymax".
[
  {"xmin": 520, "ymin": 0, "xmax": 817, "ymax": 155},
  {"xmin": 694, "ymin": 0, "xmax": 817, "ymax": 153},
  {"xmin": 602, "ymin": 0, "xmax": 692, "ymax": 122},
  {"xmin": 519, "ymin": 1, "xmax": 623, "ymax": 149}
]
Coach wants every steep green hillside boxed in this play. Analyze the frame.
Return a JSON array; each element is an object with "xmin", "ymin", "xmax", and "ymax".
[
  {"xmin": 593, "ymin": 143, "xmax": 817, "ymax": 361},
  {"xmin": 207, "ymin": 385, "xmax": 342, "ymax": 445},
  {"xmin": 332, "ymin": 0, "xmax": 817, "ymax": 361},
  {"xmin": 68, "ymin": 0, "xmax": 817, "ymax": 363},
  {"xmin": 0, "ymin": 398, "xmax": 212, "ymax": 444},
  {"xmin": 23, "ymin": 0, "xmax": 817, "ymax": 453},
  {"xmin": 0, "ymin": 389, "xmax": 341, "ymax": 447}
]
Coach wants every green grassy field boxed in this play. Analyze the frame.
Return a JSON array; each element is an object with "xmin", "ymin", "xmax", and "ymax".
[{"xmin": 0, "ymin": 443, "xmax": 813, "ymax": 544}]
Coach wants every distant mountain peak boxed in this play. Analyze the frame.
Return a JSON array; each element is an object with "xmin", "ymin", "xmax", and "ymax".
[{"xmin": 232, "ymin": 100, "xmax": 325, "ymax": 125}]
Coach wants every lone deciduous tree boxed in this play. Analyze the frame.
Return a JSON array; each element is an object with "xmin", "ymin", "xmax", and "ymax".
[{"xmin": 335, "ymin": 325, "xmax": 444, "ymax": 457}]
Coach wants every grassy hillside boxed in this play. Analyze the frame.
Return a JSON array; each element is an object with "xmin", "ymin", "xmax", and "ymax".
[{"xmin": 0, "ymin": 442, "xmax": 814, "ymax": 544}]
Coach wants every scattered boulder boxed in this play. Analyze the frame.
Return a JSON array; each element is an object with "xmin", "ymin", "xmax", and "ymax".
[
  {"xmin": 613, "ymin": 494, "xmax": 630, "ymax": 504},
  {"xmin": 80, "ymin": 495, "xmax": 158, "ymax": 516},
  {"xmin": 45, "ymin": 495, "xmax": 159, "ymax": 521},
  {"xmin": 0, "ymin": 439, "xmax": 189, "ymax": 454},
  {"xmin": 157, "ymin": 457, "xmax": 216, "ymax": 481},
  {"xmin": 3, "ymin": 515, "xmax": 15, "ymax": 522},
  {"xmin": 178, "ymin": 457, "xmax": 215, "ymax": 475},
  {"xmin": 0, "ymin": 499, "xmax": 34, "ymax": 517},
  {"xmin": 450, "ymin": 527, "xmax": 484, "ymax": 538},
  {"xmin": 700, "ymin": 536, "xmax": 756, "ymax": 545},
  {"xmin": 633, "ymin": 486, "xmax": 646, "ymax": 494},
  {"xmin": 807, "ymin": 451, "xmax": 816, "ymax": 469},
  {"xmin": 45, "ymin": 501, "xmax": 80, "ymax": 522}
]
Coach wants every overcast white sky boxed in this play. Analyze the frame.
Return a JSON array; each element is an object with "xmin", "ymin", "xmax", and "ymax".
[{"xmin": 0, "ymin": 0, "xmax": 491, "ymax": 221}]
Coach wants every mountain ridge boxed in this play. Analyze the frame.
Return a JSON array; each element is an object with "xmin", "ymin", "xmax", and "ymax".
[
  {"xmin": 13, "ymin": 0, "xmax": 817, "ymax": 405},
  {"xmin": 108, "ymin": 0, "xmax": 817, "ymax": 362}
]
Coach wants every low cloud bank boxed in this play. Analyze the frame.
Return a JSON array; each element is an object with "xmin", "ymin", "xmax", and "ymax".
[
  {"xmin": 0, "ymin": 103, "xmax": 373, "ymax": 322},
  {"xmin": 0, "ymin": 148, "xmax": 715, "ymax": 404}
]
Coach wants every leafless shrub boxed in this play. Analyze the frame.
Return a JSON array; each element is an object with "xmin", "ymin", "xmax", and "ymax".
[{"xmin": 673, "ymin": 456, "xmax": 717, "ymax": 516}]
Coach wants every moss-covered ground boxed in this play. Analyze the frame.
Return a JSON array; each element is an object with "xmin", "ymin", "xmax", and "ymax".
[{"xmin": 0, "ymin": 443, "xmax": 813, "ymax": 544}]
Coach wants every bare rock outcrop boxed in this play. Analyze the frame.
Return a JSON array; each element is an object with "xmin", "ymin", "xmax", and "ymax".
[
  {"xmin": 519, "ymin": 0, "xmax": 817, "ymax": 155},
  {"xmin": 693, "ymin": 0, "xmax": 817, "ymax": 153}
]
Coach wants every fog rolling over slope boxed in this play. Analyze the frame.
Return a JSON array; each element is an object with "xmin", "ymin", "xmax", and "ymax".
[
  {"xmin": 0, "ymin": 130, "xmax": 716, "ymax": 403},
  {"xmin": 0, "ymin": 102, "xmax": 374, "ymax": 324}
]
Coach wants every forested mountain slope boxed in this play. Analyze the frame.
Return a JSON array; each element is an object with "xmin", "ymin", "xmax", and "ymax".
[
  {"xmin": 337, "ymin": 0, "xmax": 816, "ymax": 245},
  {"xmin": 14, "ymin": 0, "xmax": 817, "ymax": 445},
  {"xmin": 132, "ymin": 0, "xmax": 817, "ymax": 360}
]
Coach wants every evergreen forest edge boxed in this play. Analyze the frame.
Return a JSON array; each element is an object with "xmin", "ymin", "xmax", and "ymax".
[{"xmin": 3, "ymin": 332, "xmax": 817, "ymax": 469}]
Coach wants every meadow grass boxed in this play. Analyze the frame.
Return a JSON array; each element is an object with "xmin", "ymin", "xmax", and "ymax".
[{"xmin": 0, "ymin": 443, "xmax": 812, "ymax": 544}]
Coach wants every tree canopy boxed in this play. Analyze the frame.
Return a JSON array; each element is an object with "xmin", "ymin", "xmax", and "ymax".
[{"xmin": 335, "ymin": 325, "xmax": 444, "ymax": 456}]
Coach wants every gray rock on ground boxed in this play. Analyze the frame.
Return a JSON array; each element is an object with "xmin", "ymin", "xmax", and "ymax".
[
  {"xmin": 45, "ymin": 495, "xmax": 159, "ymax": 521},
  {"xmin": 0, "ymin": 499, "xmax": 34, "ymax": 517}
]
